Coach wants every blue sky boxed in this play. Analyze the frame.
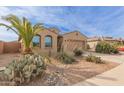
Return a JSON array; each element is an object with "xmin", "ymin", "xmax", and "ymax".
[{"xmin": 0, "ymin": 6, "xmax": 124, "ymax": 41}]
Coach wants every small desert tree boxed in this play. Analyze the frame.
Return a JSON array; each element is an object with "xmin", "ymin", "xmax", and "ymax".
[
  {"xmin": 0, "ymin": 14, "xmax": 44, "ymax": 54},
  {"xmin": 95, "ymin": 41, "xmax": 119, "ymax": 54}
]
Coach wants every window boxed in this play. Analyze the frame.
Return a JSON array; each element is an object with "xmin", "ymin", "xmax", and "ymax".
[
  {"xmin": 45, "ymin": 35, "xmax": 52, "ymax": 47},
  {"xmin": 32, "ymin": 35, "xmax": 41, "ymax": 47}
]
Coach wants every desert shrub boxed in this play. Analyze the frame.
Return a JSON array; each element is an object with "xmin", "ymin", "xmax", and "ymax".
[
  {"xmin": 86, "ymin": 54, "xmax": 94, "ymax": 62},
  {"xmin": 110, "ymin": 46, "xmax": 119, "ymax": 54},
  {"xmin": 86, "ymin": 54, "xmax": 103, "ymax": 64},
  {"xmin": 95, "ymin": 42, "xmax": 102, "ymax": 53},
  {"xmin": 57, "ymin": 52, "xmax": 76, "ymax": 64},
  {"xmin": 73, "ymin": 48, "xmax": 83, "ymax": 56},
  {"xmin": 2, "ymin": 54, "xmax": 49, "ymax": 85},
  {"xmin": 111, "ymin": 49, "xmax": 119, "ymax": 54},
  {"xmin": 95, "ymin": 42, "xmax": 110, "ymax": 54},
  {"xmin": 86, "ymin": 44, "xmax": 90, "ymax": 50},
  {"xmin": 95, "ymin": 41, "xmax": 119, "ymax": 54},
  {"xmin": 95, "ymin": 57, "xmax": 103, "ymax": 64}
]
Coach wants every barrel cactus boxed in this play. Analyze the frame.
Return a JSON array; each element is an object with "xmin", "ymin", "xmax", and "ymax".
[{"xmin": 3, "ymin": 54, "xmax": 49, "ymax": 85}]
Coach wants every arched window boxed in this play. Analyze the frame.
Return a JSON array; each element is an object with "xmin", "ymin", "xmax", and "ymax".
[
  {"xmin": 45, "ymin": 35, "xmax": 52, "ymax": 47},
  {"xmin": 32, "ymin": 35, "xmax": 41, "ymax": 47}
]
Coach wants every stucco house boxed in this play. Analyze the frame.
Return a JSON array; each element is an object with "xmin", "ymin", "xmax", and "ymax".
[
  {"xmin": 32, "ymin": 27, "xmax": 87, "ymax": 55},
  {"xmin": 87, "ymin": 36, "xmax": 124, "ymax": 51},
  {"xmin": 59, "ymin": 31, "xmax": 87, "ymax": 54}
]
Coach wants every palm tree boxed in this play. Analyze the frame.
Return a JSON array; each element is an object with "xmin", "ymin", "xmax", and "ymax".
[{"xmin": 0, "ymin": 14, "xmax": 44, "ymax": 54}]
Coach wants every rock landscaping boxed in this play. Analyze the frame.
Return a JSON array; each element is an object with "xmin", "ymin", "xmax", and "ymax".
[{"xmin": 0, "ymin": 54, "xmax": 119, "ymax": 86}]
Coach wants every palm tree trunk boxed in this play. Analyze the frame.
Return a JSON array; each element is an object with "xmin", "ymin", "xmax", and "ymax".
[
  {"xmin": 21, "ymin": 39, "xmax": 33, "ymax": 55},
  {"xmin": 22, "ymin": 47, "xmax": 33, "ymax": 55}
]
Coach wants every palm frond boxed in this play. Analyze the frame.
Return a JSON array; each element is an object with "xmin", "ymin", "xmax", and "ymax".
[
  {"xmin": 0, "ymin": 14, "xmax": 45, "ymax": 54},
  {"xmin": 0, "ymin": 23, "xmax": 19, "ymax": 35},
  {"xmin": 33, "ymin": 23, "xmax": 44, "ymax": 35}
]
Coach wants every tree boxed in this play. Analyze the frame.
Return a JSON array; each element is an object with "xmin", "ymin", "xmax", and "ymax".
[
  {"xmin": 0, "ymin": 14, "xmax": 44, "ymax": 54},
  {"xmin": 95, "ymin": 41, "xmax": 119, "ymax": 54}
]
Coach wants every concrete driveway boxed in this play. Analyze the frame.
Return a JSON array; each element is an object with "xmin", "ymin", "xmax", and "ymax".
[
  {"xmin": 75, "ymin": 63, "xmax": 124, "ymax": 86},
  {"xmin": 74, "ymin": 51, "xmax": 124, "ymax": 86}
]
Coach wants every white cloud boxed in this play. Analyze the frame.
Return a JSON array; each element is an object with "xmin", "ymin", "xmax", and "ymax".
[{"xmin": 0, "ymin": 6, "xmax": 124, "ymax": 41}]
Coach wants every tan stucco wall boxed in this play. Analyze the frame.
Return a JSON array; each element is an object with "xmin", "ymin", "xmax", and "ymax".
[
  {"xmin": 62, "ymin": 31, "xmax": 87, "ymax": 53},
  {"xmin": 87, "ymin": 41, "xmax": 99, "ymax": 51},
  {"xmin": 0, "ymin": 41, "xmax": 4, "ymax": 54},
  {"xmin": 0, "ymin": 41, "xmax": 21, "ymax": 54},
  {"xmin": 4, "ymin": 41, "xmax": 21, "ymax": 53},
  {"xmin": 37, "ymin": 29, "xmax": 58, "ymax": 56}
]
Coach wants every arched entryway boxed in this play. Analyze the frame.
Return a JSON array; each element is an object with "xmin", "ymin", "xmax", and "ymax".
[
  {"xmin": 32, "ymin": 35, "xmax": 41, "ymax": 47},
  {"xmin": 45, "ymin": 35, "xmax": 52, "ymax": 48}
]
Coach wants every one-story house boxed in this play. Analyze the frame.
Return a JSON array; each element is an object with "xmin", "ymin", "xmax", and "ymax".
[
  {"xmin": 87, "ymin": 36, "xmax": 124, "ymax": 51},
  {"xmin": 32, "ymin": 27, "xmax": 87, "ymax": 55}
]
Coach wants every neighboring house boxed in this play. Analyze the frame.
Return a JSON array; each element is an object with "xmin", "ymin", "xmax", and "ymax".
[
  {"xmin": 32, "ymin": 28, "xmax": 87, "ymax": 55},
  {"xmin": 87, "ymin": 36, "xmax": 124, "ymax": 51},
  {"xmin": 87, "ymin": 37, "xmax": 100, "ymax": 51}
]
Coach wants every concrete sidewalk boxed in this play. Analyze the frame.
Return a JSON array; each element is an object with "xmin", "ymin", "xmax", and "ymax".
[{"xmin": 75, "ymin": 63, "xmax": 124, "ymax": 86}]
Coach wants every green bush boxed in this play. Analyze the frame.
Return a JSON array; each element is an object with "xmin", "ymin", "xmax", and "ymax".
[
  {"xmin": 73, "ymin": 48, "xmax": 83, "ymax": 56},
  {"xmin": 2, "ymin": 54, "xmax": 49, "ymax": 85},
  {"xmin": 86, "ymin": 54, "xmax": 103, "ymax": 64},
  {"xmin": 110, "ymin": 46, "xmax": 119, "ymax": 54},
  {"xmin": 95, "ymin": 41, "xmax": 119, "ymax": 54},
  {"xmin": 57, "ymin": 52, "xmax": 76, "ymax": 64}
]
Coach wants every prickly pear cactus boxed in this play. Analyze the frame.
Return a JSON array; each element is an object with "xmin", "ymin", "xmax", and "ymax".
[{"xmin": 3, "ymin": 54, "xmax": 49, "ymax": 85}]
